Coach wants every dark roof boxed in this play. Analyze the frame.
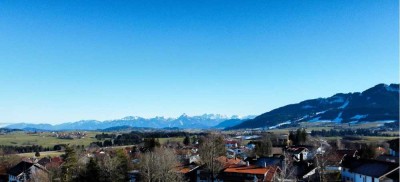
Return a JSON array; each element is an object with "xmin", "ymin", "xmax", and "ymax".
[
  {"xmin": 287, "ymin": 147, "xmax": 308, "ymax": 154},
  {"xmin": 341, "ymin": 156, "xmax": 400, "ymax": 178},
  {"xmin": 386, "ymin": 168, "xmax": 399, "ymax": 181},
  {"xmin": 387, "ymin": 138, "xmax": 399, "ymax": 152},
  {"xmin": 376, "ymin": 155, "xmax": 399, "ymax": 163},
  {"xmin": 38, "ymin": 158, "xmax": 51, "ymax": 166},
  {"xmin": 8, "ymin": 161, "xmax": 34, "ymax": 176},
  {"xmin": 293, "ymin": 161, "xmax": 316, "ymax": 178},
  {"xmin": 255, "ymin": 157, "xmax": 283, "ymax": 168}
]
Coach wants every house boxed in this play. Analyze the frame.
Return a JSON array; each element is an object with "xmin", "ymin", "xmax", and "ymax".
[
  {"xmin": 291, "ymin": 161, "xmax": 318, "ymax": 181},
  {"xmin": 177, "ymin": 164, "xmax": 201, "ymax": 182},
  {"xmin": 286, "ymin": 147, "xmax": 310, "ymax": 161},
  {"xmin": 220, "ymin": 164, "xmax": 281, "ymax": 182},
  {"xmin": 247, "ymin": 143, "xmax": 256, "ymax": 150},
  {"xmin": 225, "ymin": 140, "xmax": 239, "ymax": 148},
  {"xmin": 326, "ymin": 150, "xmax": 359, "ymax": 165},
  {"xmin": 321, "ymin": 149, "xmax": 360, "ymax": 173},
  {"xmin": 37, "ymin": 157, "xmax": 63, "ymax": 169},
  {"xmin": 387, "ymin": 138, "xmax": 399, "ymax": 157},
  {"xmin": 128, "ymin": 170, "xmax": 140, "ymax": 182},
  {"xmin": 195, "ymin": 156, "xmax": 244, "ymax": 182},
  {"xmin": 8, "ymin": 161, "xmax": 48, "ymax": 182},
  {"xmin": 254, "ymin": 157, "xmax": 284, "ymax": 169},
  {"xmin": 341, "ymin": 156, "xmax": 400, "ymax": 182}
]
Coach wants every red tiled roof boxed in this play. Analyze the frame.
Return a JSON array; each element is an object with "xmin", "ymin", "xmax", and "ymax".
[
  {"xmin": 224, "ymin": 165, "xmax": 278, "ymax": 177},
  {"xmin": 265, "ymin": 166, "xmax": 279, "ymax": 182},
  {"xmin": 51, "ymin": 157, "xmax": 63, "ymax": 163},
  {"xmin": 225, "ymin": 140, "xmax": 238, "ymax": 144},
  {"xmin": 224, "ymin": 165, "xmax": 268, "ymax": 175},
  {"xmin": 217, "ymin": 156, "xmax": 242, "ymax": 168}
]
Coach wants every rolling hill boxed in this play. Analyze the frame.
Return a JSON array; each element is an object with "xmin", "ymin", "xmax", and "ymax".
[{"xmin": 228, "ymin": 83, "xmax": 399, "ymax": 130}]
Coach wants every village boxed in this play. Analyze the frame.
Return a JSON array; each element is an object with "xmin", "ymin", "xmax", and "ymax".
[{"xmin": 1, "ymin": 129, "xmax": 399, "ymax": 182}]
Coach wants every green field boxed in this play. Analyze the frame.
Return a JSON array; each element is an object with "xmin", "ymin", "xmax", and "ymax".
[
  {"xmin": 0, "ymin": 132, "xmax": 101, "ymax": 148},
  {"xmin": 0, "ymin": 131, "xmax": 187, "ymax": 148},
  {"xmin": 157, "ymin": 137, "xmax": 185, "ymax": 144},
  {"xmin": 16, "ymin": 151, "xmax": 65, "ymax": 158}
]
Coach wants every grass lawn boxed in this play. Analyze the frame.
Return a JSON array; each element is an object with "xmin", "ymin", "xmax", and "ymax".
[
  {"xmin": 16, "ymin": 151, "xmax": 65, "ymax": 158},
  {"xmin": 0, "ymin": 131, "xmax": 101, "ymax": 148},
  {"xmin": 157, "ymin": 137, "xmax": 185, "ymax": 145}
]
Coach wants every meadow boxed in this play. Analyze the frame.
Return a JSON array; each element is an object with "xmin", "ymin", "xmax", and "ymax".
[{"xmin": 0, "ymin": 131, "xmax": 101, "ymax": 148}]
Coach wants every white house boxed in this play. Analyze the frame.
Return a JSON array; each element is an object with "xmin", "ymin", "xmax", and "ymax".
[
  {"xmin": 286, "ymin": 147, "xmax": 310, "ymax": 161},
  {"xmin": 341, "ymin": 156, "xmax": 399, "ymax": 182},
  {"xmin": 8, "ymin": 161, "xmax": 48, "ymax": 182}
]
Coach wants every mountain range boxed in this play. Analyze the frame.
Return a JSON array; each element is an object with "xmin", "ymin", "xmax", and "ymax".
[
  {"xmin": 228, "ymin": 83, "xmax": 399, "ymax": 129},
  {"xmin": 3, "ymin": 83, "xmax": 399, "ymax": 131},
  {"xmin": 4, "ymin": 114, "xmax": 254, "ymax": 131}
]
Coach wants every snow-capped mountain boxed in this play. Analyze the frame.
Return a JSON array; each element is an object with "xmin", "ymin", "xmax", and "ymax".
[
  {"xmin": 228, "ymin": 83, "xmax": 399, "ymax": 129},
  {"xmin": 4, "ymin": 114, "xmax": 253, "ymax": 130}
]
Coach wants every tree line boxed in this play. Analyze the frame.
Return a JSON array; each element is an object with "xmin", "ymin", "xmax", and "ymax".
[
  {"xmin": 0, "ymin": 145, "xmax": 52, "ymax": 154},
  {"xmin": 310, "ymin": 128, "xmax": 393, "ymax": 137}
]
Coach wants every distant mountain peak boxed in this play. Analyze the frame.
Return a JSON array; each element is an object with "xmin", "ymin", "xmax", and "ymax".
[{"xmin": 4, "ymin": 113, "xmax": 254, "ymax": 130}]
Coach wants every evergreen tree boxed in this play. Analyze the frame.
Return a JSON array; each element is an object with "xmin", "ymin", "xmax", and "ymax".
[
  {"xmin": 256, "ymin": 134, "xmax": 273, "ymax": 157},
  {"xmin": 183, "ymin": 135, "xmax": 190, "ymax": 146},
  {"xmin": 143, "ymin": 138, "xmax": 160, "ymax": 152},
  {"xmin": 35, "ymin": 151, "xmax": 40, "ymax": 157},
  {"xmin": 288, "ymin": 131, "xmax": 295, "ymax": 145},
  {"xmin": 300, "ymin": 128, "xmax": 307, "ymax": 144},
  {"xmin": 112, "ymin": 149, "xmax": 128, "ymax": 182},
  {"xmin": 79, "ymin": 157, "xmax": 100, "ymax": 182},
  {"xmin": 61, "ymin": 146, "xmax": 78, "ymax": 182},
  {"xmin": 361, "ymin": 144, "xmax": 376, "ymax": 159},
  {"xmin": 296, "ymin": 128, "xmax": 302, "ymax": 145}
]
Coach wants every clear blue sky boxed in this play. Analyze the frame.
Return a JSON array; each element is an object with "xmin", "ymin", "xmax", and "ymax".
[{"xmin": 0, "ymin": 0, "xmax": 398, "ymax": 124}]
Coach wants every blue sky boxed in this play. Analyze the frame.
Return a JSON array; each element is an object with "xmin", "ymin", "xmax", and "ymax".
[{"xmin": 0, "ymin": 0, "xmax": 398, "ymax": 123}]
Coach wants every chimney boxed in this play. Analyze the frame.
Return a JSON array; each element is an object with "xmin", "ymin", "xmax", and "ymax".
[{"xmin": 246, "ymin": 161, "xmax": 250, "ymax": 166}]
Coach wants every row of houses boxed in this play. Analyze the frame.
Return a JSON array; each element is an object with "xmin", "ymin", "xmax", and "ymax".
[{"xmin": 3, "ymin": 137, "xmax": 399, "ymax": 182}]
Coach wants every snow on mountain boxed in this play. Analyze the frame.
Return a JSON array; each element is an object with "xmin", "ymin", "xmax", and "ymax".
[
  {"xmin": 338, "ymin": 100, "xmax": 349, "ymax": 109},
  {"xmin": 229, "ymin": 83, "xmax": 399, "ymax": 130},
  {"xmin": 350, "ymin": 114, "xmax": 368, "ymax": 120},
  {"xmin": 4, "ymin": 114, "xmax": 254, "ymax": 130}
]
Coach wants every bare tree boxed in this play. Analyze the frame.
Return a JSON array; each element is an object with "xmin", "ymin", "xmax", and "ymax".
[
  {"xmin": 198, "ymin": 133, "xmax": 226, "ymax": 182},
  {"xmin": 139, "ymin": 147, "xmax": 183, "ymax": 182},
  {"xmin": 29, "ymin": 169, "xmax": 50, "ymax": 182},
  {"xmin": 256, "ymin": 133, "xmax": 273, "ymax": 157},
  {"xmin": 280, "ymin": 151, "xmax": 296, "ymax": 181}
]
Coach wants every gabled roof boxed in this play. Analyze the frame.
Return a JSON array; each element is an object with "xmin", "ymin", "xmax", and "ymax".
[
  {"xmin": 217, "ymin": 156, "xmax": 243, "ymax": 168},
  {"xmin": 224, "ymin": 165, "xmax": 277, "ymax": 176},
  {"xmin": 341, "ymin": 156, "xmax": 400, "ymax": 178},
  {"xmin": 255, "ymin": 157, "xmax": 283, "ymax": 168},
  {"xmin": 8, "ymin": 161, "xmax": 34, "ymax": 176},
  {"xmin": 177, "ymin": 165, "xmax": 200, "ymax": 174},
  {"xmin": 38, "ymin": 158, "xmax": 51, "ymax": 166},
  {"xmin": 287, "ymin": 147, "xmax": 308, "ymax": 154},
  {"xmin": 225, "ymin": 140, "xmax": 238, "ymax": 145}
]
